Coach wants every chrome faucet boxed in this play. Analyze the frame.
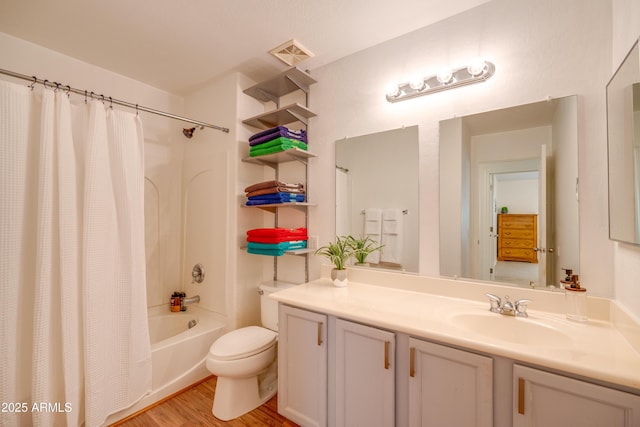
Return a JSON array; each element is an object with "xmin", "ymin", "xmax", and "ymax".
[
  {"xmin": 485, "ymin": 293, "xmax": 530, "ymax": 318},
  {"xmin": 180, "ymin": 294, "xmax": 200, "ymax": 311}
]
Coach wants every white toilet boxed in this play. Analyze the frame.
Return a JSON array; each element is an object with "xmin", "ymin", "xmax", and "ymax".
[{"xmin": 206, "ymin": 282, "xmax": 293, "ymax": 421}]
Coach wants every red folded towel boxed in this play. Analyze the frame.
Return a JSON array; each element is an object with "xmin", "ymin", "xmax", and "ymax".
[{"xmin": 246, "ymin": 227, "xmax": 308, "ymax": 243}]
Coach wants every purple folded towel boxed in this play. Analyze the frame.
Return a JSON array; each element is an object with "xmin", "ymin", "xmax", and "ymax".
[{"xmin": 249, "ymin": 126, "xmax": 307, "ymax": 146}]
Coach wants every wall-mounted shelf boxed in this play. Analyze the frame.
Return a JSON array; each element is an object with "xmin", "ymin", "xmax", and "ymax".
[
  {"xmin": 285, "ymin": 248, "xmax": 315, "ymax": 256},
  {"xmin": 242, "ymin": 202, "xmax": 317, "ymax": 214},
  {"xmin": 242, "ymin": 103, "xmax": 316, "ymax": 129},
  {"xmin": 242, "ymin": 147, "xmax": 317, "ymax": 168},
  {"xmin": 243, "ymin": 68, "xmax": 317, "ymax": 103},
  {"xmin": 241, "ymin": 245, "xmax": 315, "ymax": 256}
]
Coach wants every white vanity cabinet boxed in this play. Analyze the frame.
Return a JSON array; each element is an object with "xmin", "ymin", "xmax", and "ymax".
[
  {"xmin": 408, "ymin": 338, "xmax": 493, "ymax": 427},
  {"xmin": 513, "ymin": 364, "xmax": 640, "ymax": 427},
  {"xmin": 276, "ymin": 300, "xmax": 640, "ymax": 427},
  {"xmin": 334, "ymin": 319, "xmax": 395, "ymax": 427},
  {"xmin": 277, "ymin": 305, "xmax": 327, "ymax": 427}
]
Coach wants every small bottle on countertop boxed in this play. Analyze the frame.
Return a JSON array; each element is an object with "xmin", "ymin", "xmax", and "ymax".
[
  {"xmin": 560, "ymin": 268, "xmax": 573, "ymax": 287},
  {"xmin": 564, "ymin": 274, "xmax": 587, "ymax": 322},
  {"xmin": 170, "ymin": 292, "xmax": 181, "ymax": 312}
]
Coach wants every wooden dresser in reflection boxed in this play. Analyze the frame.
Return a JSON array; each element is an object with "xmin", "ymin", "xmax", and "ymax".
[{"xmin": 497, "ymin": 214, "xmax": 538, "ymax": 263}]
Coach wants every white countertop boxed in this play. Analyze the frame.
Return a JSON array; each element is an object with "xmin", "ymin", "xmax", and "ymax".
[{"xmin": 271, "ymin": 277, "xmax": 640, "ymax": 392}]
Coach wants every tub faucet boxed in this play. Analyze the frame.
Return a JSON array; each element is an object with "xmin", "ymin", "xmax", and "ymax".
[
  {"xmin": 181, "ymin": 295, "xmax": 200, "ymax": 311},
  {"xmin": 485, "ymin": 293, "xmax": 530, "ymax": 318}
]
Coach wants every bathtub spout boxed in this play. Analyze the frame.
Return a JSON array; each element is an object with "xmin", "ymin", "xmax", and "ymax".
[{"xmin": 181, "ymin": 295, "xmax": 200, "ymax": 311}]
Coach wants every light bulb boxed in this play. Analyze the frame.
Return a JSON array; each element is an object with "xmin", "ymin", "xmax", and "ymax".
[
  {"xmin": 385, "ymin": 82, "xmax": 400, "ymax": 98},
  {"xmin": 467, "ymin": 58, "xmax": 487, "ymax": 76},
  {"xmin": 436, "ymin": 67, "xmax": 453, "ymax": 84},
  {"xmin": 409, "ymin": 75, "xmax": 426, "ymax": 91}
]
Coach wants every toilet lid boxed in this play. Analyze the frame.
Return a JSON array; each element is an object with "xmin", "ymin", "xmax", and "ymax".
[{"xmin": 209, "ymin": 326, "xmax": 277, "ymax": 361}]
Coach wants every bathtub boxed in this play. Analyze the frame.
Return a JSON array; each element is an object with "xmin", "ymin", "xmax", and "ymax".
[
  {"xmin": 148, "ymin": 305, "xmax": 225, "ymax": 390},
  {"xmin": 105, "ymin": 305, "xmax": 226, "ymax": 425}
]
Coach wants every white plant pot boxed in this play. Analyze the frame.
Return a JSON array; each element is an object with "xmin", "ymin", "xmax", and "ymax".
[{"xmin": 331, "ymin": 269, "xmax": 348, "ymax": 287}]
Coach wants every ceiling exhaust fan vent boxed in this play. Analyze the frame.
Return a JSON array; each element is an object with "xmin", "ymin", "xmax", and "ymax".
[{"xmin": 269, "ymin": 39, "xmax": 314, "ymax": 66}]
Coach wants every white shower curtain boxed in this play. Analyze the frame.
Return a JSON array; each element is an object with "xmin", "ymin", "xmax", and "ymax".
[{"xmin": 0, "ymin": 80, "xmax": 151, "ymax": 427}]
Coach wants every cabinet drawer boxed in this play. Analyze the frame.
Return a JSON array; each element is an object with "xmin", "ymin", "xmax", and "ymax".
[
  {"xmin": 500, "ymin": 238, "xmax": 534, "ymax": 249},
  {"xmin": 500, "ymin": 229, "xmax": 535, "ymax": 239},
  {"xmin": 499, "ymin": 214, "xmax": 536, "ymax": 228},
  {"xmin": 498, "ymin": 248, "xmax": 536, "ymax": 262}
]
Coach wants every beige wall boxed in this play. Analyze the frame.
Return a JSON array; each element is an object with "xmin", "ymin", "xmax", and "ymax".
[
  {"xmin": 3, "ymin": 0, "xmax": 640, "ymax": 321},
  {"xmin": 309, "ymin": 0, "xmax": 616, "ymax": 298}
]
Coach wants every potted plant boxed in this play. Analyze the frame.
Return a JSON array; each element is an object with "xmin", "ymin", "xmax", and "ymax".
[
  {"xmin": 347, "ymin": 235, "xmax": 384, "ymax": 266},
  {"xmin": 315, "ymin": 236, "xmax": 353, "ymax": 287}
]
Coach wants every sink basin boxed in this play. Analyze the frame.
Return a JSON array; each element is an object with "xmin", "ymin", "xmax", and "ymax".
[{"xmin": 450, "ymin": 313, "xmax": 572, "ymax": 347}]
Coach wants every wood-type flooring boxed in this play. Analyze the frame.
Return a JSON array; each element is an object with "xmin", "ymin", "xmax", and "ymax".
[{"xmin": 112, "ymin": 376, "xmax": 299, "ymax": 427}]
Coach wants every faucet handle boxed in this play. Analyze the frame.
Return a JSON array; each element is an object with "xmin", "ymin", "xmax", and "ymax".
[
  {"xmin": 191, "ymin": 263, "xmax": 205, "ymax": 284},
  {"xmin": 515, "ymin": 299, "xmax": 531, "ymax": 318},
  {"xmin": 485, "ymin": 293, "xmax": 502, "ymax": 313}
]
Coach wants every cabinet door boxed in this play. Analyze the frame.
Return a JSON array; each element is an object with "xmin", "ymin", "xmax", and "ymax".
[
  {"xmin": 408, "ymin": 338, "xmax": 493, "ymax": 427},
  {"xmin": 335, "ymin": 319, "xmax": 395, "ymax": 427},
  {"xmin": 514, "ymin": 364, "xmax": 640, "ymax": 427},
  {"xmin": 278, "ymin": 304, "xmax": 327, "ymax": 427}
]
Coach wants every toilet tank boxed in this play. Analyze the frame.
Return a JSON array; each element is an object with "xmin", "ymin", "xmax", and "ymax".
[{"xmin": 259, "ymin": 282, "xmax": 295, "ymax": 331}]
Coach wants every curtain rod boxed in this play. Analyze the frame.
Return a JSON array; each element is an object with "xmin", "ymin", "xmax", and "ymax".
[{"xmin": 0, "ymin": 68, "xmax": 230, "ymax": 133}]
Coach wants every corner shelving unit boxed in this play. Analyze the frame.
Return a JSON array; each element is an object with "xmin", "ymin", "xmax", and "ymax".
[{"xmin": 242, "ymin": 67, "xmax": 317, "ymax": 283}]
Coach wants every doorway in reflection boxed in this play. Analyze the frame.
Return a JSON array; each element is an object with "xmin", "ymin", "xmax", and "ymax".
[{"xmin": 490, "ymin": 170, "xmax": 540, "ymax": 287}]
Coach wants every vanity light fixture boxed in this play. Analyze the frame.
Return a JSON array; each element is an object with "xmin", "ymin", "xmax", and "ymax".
[
  {"xmin": 436, "ymin": 67, "xmax": 454, "ymax": 84},
  {"xmin": 386, "ymin": 58, "xmax": 495, "ymax": 103},
  {"xmin": 409, "ymin": 75, "xmax": 427, "ymax": 91}
]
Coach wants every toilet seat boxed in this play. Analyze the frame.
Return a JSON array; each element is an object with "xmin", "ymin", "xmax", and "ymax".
[{"xmin": 209, "ymin": 326, "xmax": 277, "ymax": 361}]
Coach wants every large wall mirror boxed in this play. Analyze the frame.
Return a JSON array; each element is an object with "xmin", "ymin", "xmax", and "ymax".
[
  {"xmin": 335, "ymin": 126, "xmax": 420, "ymax": 272},
  {"xmin": 439, "ymin": 96, "xmax": 580, "ymax": 289},
  {"xmin": 607, "ymin": 38, "xmax": 640, "ymax": 246}
]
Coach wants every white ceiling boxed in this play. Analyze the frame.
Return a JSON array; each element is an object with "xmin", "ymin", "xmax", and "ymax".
[{"xmin": 0, "ymin": 0, "xmax": 490, "ymax": 95}]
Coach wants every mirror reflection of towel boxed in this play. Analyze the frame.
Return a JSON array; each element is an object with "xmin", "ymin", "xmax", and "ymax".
[
  {"xmin": 364, "ymin": 208, "xmax": 382, "ymax": 264},
  {"xmin": 381, "ymin": 209, "xmax": 403, "ymax": 265}
]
